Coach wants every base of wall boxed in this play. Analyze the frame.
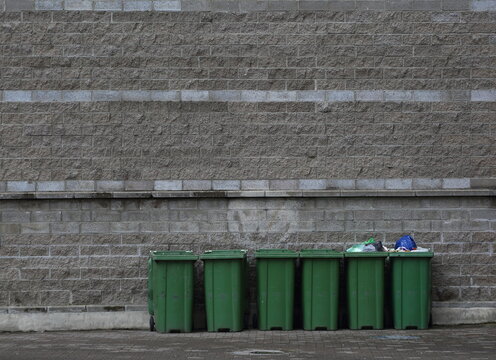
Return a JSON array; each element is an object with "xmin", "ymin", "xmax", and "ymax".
[
  {"xmin": 0, "ymin": 310, "xmax": 149, "ymax": 332},
  {"xmin": 432, "ymin": 302, "xmax": 496, "ymax": 326},
  {"xmin": 1, "ymin": 302, "xmax": 494, "ymax": 332}
]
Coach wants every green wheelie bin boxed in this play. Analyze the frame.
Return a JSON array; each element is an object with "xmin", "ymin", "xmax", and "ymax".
[
  {"xmin": 148, "ymin": 251, "xmax": 198, "ymax": 333},
  {"xmin": 345, "ymin": 252, "xmax": 388, "ymax": 330},
  {"xmin": 200, "ymin": 250, "xmax": 248, "ymax": 332},
  {"xmin": 255, "ymin": 249, "xmax": 298, "ymax": 331},
  {"xmin": 389, "ymin": 252, "xmax": 434, "ymax": 329},
  {"xmin": 300, "ymin": 250, "xmax": 343, "ymax": 330}
]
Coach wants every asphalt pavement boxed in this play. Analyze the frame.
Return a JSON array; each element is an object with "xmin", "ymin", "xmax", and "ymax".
[{"xmin": 0, "ymin": 326, "xmax": 494, "ymax": 360}]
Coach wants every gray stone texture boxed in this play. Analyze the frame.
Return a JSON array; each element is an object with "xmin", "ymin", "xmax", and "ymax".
[
  {"xmin": 0, "ymin": 2, "xmax": 495, "ymax": 318},
  {"xmin": 0, "ymin": 9, "xmax": 493, "ymax": 180},
  {"xmin": 0, "ymin": 196, "xmax": 494, "ymax": 308}
]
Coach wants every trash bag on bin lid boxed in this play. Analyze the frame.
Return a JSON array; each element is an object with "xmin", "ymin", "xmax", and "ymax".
[
  {"xmin": 346, "ymin": 238, "xmax": 385, "ymax": 252},
  {"xmin": 394, "ymin": 235, "xmax": 417, "ymax": 251}
]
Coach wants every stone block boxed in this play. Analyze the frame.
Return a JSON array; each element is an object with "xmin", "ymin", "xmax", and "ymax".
[
  {"xmin": 327, "ymin": 90, "xmax": 354, "ymax": 102},
  {"xmin": 412, "ymin": 0, "xmax": 441, "ymax": 10},
  {"xmin": 326, "ymin": 180, "xmax": 355, "ymax": 190},
  {"xmin": 385, "ymin": 179, "xmax": 412, "ymax": 190},
  {"xmin": 65, "ymin": 0, "xmax": 93, "ymax": 10},
  {"xmin": 35, "ymin": 0, "xmax": 64, "ymax": 10},
  {"xmin": 94, "ymin": 0, "xmax": 123, "ymax": 10},
  {"xmin": 356, "ymin": 179, "xmax": 385, "ymax": 190},
  {"xmin": 212, "ymin": 180, "xmax": 240, "ymax": 191},
  {"xmin": 443, "ymin": 178, "xmax": 470, "ymax": 189},
  {"xmin": 181, "ymin": 90, "xmax": 209, "ymax": 102},
  {"xmin": 209, "ymin": 91, "xmax": 241, "ymax": 102},
  {"xmin": 266, "ymin": 91, "xmax": 297, "ymax": 102},
  {"xmin": 413, "ymin": 90, "xmax": 445, "ymax": 102},
  {"xmin": 1, "ymin": 211, "xmax": 30, "ymax": 223},
  {"xmin": 170, "ymin": 222, "xmax": 200, "ymax": 233},
  {"xmin": 470, "ymin": 179, "xmax": 496, "ymax": 189},
  {"xmin": 471, "ymin": 0, "xmax": 496, "ymax": 11},
  {"xmin": 123, "ymin": 0, "xmax": 153, "ymax": 11},
  {"xmin": 239, "ymin": 0, "xmax": 268, "ymax": 11},
  {"xmin": 183, "ymin": 180, "xmax": 211, "ymax": 191},
  {"xmin": 240, "ymin": 91, "xmax": 266, "ymax": 102},
  {"xmin": 241, "ymin": 180, "xmax": 269, "ymax": 190},
  {"xmin": 385, "ymin": 0, "xmax": 412, "ymax": 9},
  {"xmin": 153, "ymin": 0, "xmax": 181, "ymax": 11},
  {"xmin": 181, "ymin": 0, "xmax": 209, "ymax": 10},
  {"xmin": 355, "ymin": 90, "xmax": 383, "ymax": 102},
  {"xmin": 3, "ymin": 91, "xmax": 32, "ymax": 103},
  {"xmin": 51, "ymin": 223, "xmax": 80, "ymax": 234},
  {"xmin": 327, "ymin": 0, "xmax": 357, "ymax": 9},
  {"xmin": 7, "ymin": 181, "xmax": 35, "ymax": 192},
  {"xmin": 150, "ymin": 91, "xmax": 180, "ymax": 101},
  {"xmin": 268, "ymin": 0, "xmax": 298, "ymax": 10},
  {"xmin": 471, "ymin": 90, "xmax": 496, "ymax": 102},
  {"xmin": 62, "ymin": 91, "xmax": 92, "ymax": 102},
  {"xmin": 80, "ymin": 223, "xmax": 111, "ymax": 234},
  {"xmin": 32, "ymin": 91, "xmax": 62, "ymax": 102},
  {"xmin": 124, "ymin": 181, "xmax": 153, "ymax": 191},
  {"xmin": 6, "ymin": 0, "xmax": 34, "ymax": 11},
  {"xmin": 66, "ymin": 181, "xmax": 95, "ymax": 192},
  {"xmin": 299, "ymin": 1, "xmax": 330, "ymax": 10},
  {"xmin": 37, "ymin": 181, "xmax": 65, "ymax": 192},
  {"xmin": 21, "ymin": 223, "xmax": 50, "ymax": 234},
  {"xmin": 110, "ymin": 222, "xmax": 140, "ymax": 233},
  {"xmin": 299, "ymin": 179, "xmax": 327, "ymax": 190},
  {"xmin": 92, "ymin": 91, "xmax": 121, "ymax": 102},
  {"xmin": 442, "ymin": 0, "xmax": 470, "ymax": 9},
  {"xmin": 449, "ymin": 90, "xmax": 470, "ymax": 102},
  {"xmin": 384, "ymin": 90, "xmax": 413, "ymax": 102},
  {"xmin": 296, "ymin": 91, "xmax": 325, "ymax": 102},
  {"xmin": 96, "ymin": 181, "xmax": 125, "ymax": 192},
  {"xmin": 121, "ymin": 91, "xmax": 151, "ymax": 101},
  {"xmin": 269, "ymin": 180, "xmax": 298, "ymax": 190},
  {"xmin": 413, "ymin": 178, "xmax": 442, "ymax": 190},
  {"xmin": 154, "ymin": 180, "xmax": 182, "ymax": 191}
]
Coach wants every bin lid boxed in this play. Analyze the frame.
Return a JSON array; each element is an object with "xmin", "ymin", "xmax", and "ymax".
[
  {"xmin": 255, "ymin": 249, "xmax": 298, "ymax": 258},
  {"xmin": 150, "ymin": 250, "xmax": 198, "ymax": 261},
  {"xmin": 200, "ymin": 249, "xmax": 247, "ymax": 260},
  {"xmin": 299, "ymin": 249, "xmax": 343, "ymax": 258},
  {"xmin": 388, "ymin": 252, "xmax": 434, "ymax": 258},
  {"xmin": 344, "ymin": 252, "xmax": 388, "ymax": 258}
]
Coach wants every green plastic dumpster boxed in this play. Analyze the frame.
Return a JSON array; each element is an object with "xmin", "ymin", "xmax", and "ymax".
[
  {"xmin": 200, "ymin": 250, "xmax": 248, "ymax": 332},
  {"xmin": 345, "ymin": 252, "xmax": 388, "ymax": 330},
  {"xmin": 389, "ymin": 252, "xmax": 434, "ymax": 329},
  {"xmin": 300, "ymin": 250, "xmax": 343, "ymax": 330},
  {"xmin": 255, "ymin": 249, "xmax": 298, "ymax": 331},
  {"xmin": 148, "ymin": 251, "xmax": 198, "ymax": 333}
]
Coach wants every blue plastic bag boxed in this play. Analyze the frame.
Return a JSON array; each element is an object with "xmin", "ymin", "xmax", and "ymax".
[{"xmin": 395, "ymin": 235, "xmax": 417, "ymax": 251}]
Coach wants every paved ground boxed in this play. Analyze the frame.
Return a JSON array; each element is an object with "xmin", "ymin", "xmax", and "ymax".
[{"xmin": 0, "ymin": 326, "xmax": 494, "ymax": 360}]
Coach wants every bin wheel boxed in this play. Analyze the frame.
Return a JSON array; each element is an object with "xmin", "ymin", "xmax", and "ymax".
[
  {"xmin": 149, "ymin": 316, "xmax": 155, "ymax": 332},
  {"xmin": 252, "ymin": 313, "xmax": 258, "ymax": 329}
]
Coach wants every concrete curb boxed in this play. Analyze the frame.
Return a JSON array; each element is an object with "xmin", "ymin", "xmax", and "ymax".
[{"xmin": 1, "ymin": 304, "xmax": 495, "ymax": 331}]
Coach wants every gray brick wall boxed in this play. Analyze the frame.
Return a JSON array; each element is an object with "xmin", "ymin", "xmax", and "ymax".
[
  {"xmin": 0, "ymin": 197, "xmax": 494, "ymax": 307},
  {"xmin": 0, "ymin": 3, "xmax": 495, "ymax": 318},
  {"xmin": 1, "ymin": 100, "xmax": 495, "ymax": 180},
  {"xmin": 0, "ymin": 9, "xmax": 495, "ymax": 180}
]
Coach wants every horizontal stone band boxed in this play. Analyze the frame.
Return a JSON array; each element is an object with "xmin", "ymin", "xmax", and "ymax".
[
  {"xmin": 1, "ymin": 189, "xmax": 495, "ymax": 200},
  {"xmin": 1, "ymin": 90, "xmax": 495, "ymax": 103},
  {"xmin": 1, "ymin": 178, "xmax": 495, "ymax": 193},
  {"xmin": 3, "ymin": 1, "xmax": 496, "ymax": 12}
]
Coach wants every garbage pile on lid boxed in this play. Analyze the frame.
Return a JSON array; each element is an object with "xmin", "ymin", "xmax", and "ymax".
[{"xmin": 346, "ymin": 235, "xmax": 430, "ymax": 253}]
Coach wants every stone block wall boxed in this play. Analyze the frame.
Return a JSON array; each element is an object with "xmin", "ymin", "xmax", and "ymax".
[
  {"xmin": 0, "ymin": 196, "xmax": 494, "ymax": 306},
  {"xmin": 0, "ymin": 0, "xmax": 495, "ymax": 328}
]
